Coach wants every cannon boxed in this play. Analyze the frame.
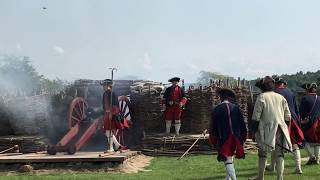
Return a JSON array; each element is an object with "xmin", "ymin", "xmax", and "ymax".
[{"xmin": 47, "ymin": 95, "xmax": 131, "ymax": 155}]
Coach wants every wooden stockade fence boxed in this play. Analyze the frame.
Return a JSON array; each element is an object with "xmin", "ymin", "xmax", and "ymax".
[
  {"xmin": 141, "ymin": 134, "xmax": 258, "ymax": 157},
  {"xmin": 182, "ymin": 78, "xmax": 250, "ymax": 134}
]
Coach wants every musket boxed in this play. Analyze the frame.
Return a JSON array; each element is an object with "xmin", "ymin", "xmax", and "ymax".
[
  {"xmin": 108, "ymin": 67, "xmax": 117, "ymax": 148},
  {"xmin": 276, "ymin": 143, "xmax": 292, "ymax": 153},
  {"xmin": 178, "ymin": 129, "xmax": 207, "ymax": 160}
]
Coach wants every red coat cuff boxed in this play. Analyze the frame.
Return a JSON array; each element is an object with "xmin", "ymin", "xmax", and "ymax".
[
  {"xmin": 180, "ymin": 97, "xmax": 187, "ymax": 106},
  {"xmin": 112, "ymin": 106, "xmax": 120, "ymax": 114}
]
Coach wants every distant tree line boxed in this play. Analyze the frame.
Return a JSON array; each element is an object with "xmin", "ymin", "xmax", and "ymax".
[
  {"xmin": 0, "ymin": 55, "xmax": 67, "ymax": 96},
  {"xmin": 250, "ymin": 71, "xmax": 320, "ymax": 93},
  {"xmin": 197, "ymin": 70, "xmax": 320, "ymax": 93}
]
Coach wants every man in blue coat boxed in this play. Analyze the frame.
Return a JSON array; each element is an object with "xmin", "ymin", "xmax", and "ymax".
[
  {"xmin": 300, "ymin": 83, "xmax": 320, "ymax": 165},
  {"xmin": 209, "ymin": 88, "xmax": 247, "ymax": 180}
]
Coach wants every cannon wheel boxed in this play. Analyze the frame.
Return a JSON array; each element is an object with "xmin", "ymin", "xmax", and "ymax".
[
  {"xmin": 67, "ymin": 97, "xmax": 88, "ymax": 129},
  {"xmin": 47, "ymin": 145, "xmax": 57, "ymax": 155},
  {"xmin": 67, "ymin": 145, "xmax": 76, "ymax": 155}
]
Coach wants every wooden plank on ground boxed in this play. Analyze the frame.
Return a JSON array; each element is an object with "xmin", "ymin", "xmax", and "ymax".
[{"xmin": 0, "ymin": 151, "xmax": 139, "ymax": 164}]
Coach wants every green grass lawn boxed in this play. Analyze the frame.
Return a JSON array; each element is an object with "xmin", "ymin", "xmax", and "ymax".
[{"xmin": 0, "ymin": 152, "xmax": 319, "ymax": 180}]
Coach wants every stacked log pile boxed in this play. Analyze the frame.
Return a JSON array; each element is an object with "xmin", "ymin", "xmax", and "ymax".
[
  {"xmin": 142, "ymin": 134, "xmax": 211, "ymax": 156},
  {"xmin": 141, "ymin": 133, "xmax": 258, "ymax": 156},
  {"xmin": 0, "ymin": 136, "xmax": 47, "ymax": 154},
  {"xmin": 130, "ymin": 81, "xmax": 164, "ymax": 95}
]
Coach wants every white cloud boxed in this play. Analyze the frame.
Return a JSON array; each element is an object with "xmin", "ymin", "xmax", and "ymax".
[
  {"xmin": 53, "ymin": 46, "xmax": 65, "ymax": 54},
  {"xmin": 140, "ymin": 53, "xmax": 152, "ymax": 71},
  {"xmin": 16, "ymin": 43, "xmax": 21, "ymax": 50},
  {"xmin": 187, "ymin": 63, "xmax": 199, "ymax": 71}
]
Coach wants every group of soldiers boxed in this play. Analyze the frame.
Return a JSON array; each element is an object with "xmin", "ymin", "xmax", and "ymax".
[
  {"xmin": 209, "ymin": 76, "xmax": 320, "ymax": 180},
  {"xmin": 98, "ymin": 76, "xmax": 320, "ymax": 180}
]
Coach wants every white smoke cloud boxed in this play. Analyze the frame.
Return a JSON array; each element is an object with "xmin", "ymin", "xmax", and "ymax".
[
  {"xmin": 140, "ymin": 53, "xmax": 152, "ymax": 71},
  {"xmin": 187, "ymin": 63, "xmax": 200, "ymax": 71}
]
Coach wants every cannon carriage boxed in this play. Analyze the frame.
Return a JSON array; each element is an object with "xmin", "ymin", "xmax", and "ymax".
[{"xmin": 46, "ymin": 80, "xmax": 132, "ymax": 155}]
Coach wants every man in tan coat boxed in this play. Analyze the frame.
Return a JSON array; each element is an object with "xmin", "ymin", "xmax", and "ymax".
[{"xmin": 249, "ymin": 76, "xmax": 292, "ymax": 180}]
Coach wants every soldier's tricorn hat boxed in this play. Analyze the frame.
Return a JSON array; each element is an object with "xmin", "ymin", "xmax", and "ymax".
[
  {"xmin": 255, "ymin": 76, "xmax": 275, "ymax": 91},
  {"xmin": 217, "ymin": 88, "xmax": 236, "ymax": 99},
  {"xmin": 169, "ymin": 77, "xmax": 180, "ymax": 82},
  {"xmin": 301, "ymin": 83, "xmax": 317, "ymax": 90},
  {"xmin": 274, "ymin": 77, "xmax": 287, "ymax": 85},
  {"xmin": 100, "ymin": 79, "xmax": 113, "ymax": 86}
]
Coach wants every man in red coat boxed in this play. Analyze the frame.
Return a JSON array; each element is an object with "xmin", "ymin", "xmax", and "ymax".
[
  {"xmin": 162, "ymin": 77, "xmax": 187, "ymax": 136},
  {"xmin": 101, "ymin": 79, "xmax": 129, "ymax": 152}
]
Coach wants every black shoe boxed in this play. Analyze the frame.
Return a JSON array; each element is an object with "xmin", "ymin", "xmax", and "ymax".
[{"xmin": 306, "ymin": 157, "xmax": 317, "ymax": 165}]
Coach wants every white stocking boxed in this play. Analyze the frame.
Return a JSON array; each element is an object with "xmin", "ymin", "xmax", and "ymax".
[
  {"xmin": 175, "ymin": 120, "xmax": 181, "ymax": 135},
  {"xmin": 165, "ymin": 120, "xmax": 172, "ymax": 134},
  {"xmin": 305, "ymin": 143, "xmax": 315, "ymax": 158},
  {"xmin": 275, "ymin": 147, "xmax": 284, "ymax": 180},
  {"xmin": 105, "ymin": 130, "xmax": 114, "ymax": 151},
  {"xmin": 292, "ymin": 144, "xmax": 302, "ymax": 173},
  {"xmin": 225, "ymin": 157, "xmax": 237, "ymax": 180}
]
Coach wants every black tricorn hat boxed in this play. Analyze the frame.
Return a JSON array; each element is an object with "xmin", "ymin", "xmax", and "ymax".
[
  {"xmin": 274, "ymin": 77, "xmax": 287, "ymax": 85},
  {"xmin": 100, "ymin": 79, "xmax": 113, "ymax": 86},
  {"xmin": 217, "ymin": 88, "xmax": 236, "ymax": 99},
  {"xmin": 301, "ymin": 83, "xmax": 317, "ymax": 90},
  {"xmin": 169, "ymin": 77, "xmax": 180, "ymax": 82},
  {"xmin": 255, "ymin": 76, "xmax": 275, "ymax": 91}
]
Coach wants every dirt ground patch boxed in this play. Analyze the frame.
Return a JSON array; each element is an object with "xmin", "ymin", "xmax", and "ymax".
[
  {"xmin": 0, "ymin": 155, "xmax": 153, "ymax": 176},
  {"xmin": 120, "ymin": 154, "xmax": 153, "ymax": 173}
]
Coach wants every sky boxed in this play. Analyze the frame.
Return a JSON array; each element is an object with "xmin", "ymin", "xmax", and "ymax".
[{"xmin": 1, "ymin": 0, "xmax": 320, "ymax": 83}]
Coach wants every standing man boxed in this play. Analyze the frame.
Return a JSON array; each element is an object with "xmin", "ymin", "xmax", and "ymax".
[
  {"xmin": 300, "ymin": 83, "xmax": 320, "ymax": 165},
  {"xmin": 250, "ymin": 76, "xmax": 292, "ymax": 180},
  {"xmin": 101, "ymin": 79, "xmax": 129, "ymax": 152},
  {"xmin": 209, "ymin": 88, "xmax": 247, "ymax": 180},
  {"xmin": 162, "ymin": 77, "xmax": 187, "ymax": 136},
  {"xmin": 266, "ymin": 77, "xmax": 304, "ymax": 174}
]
